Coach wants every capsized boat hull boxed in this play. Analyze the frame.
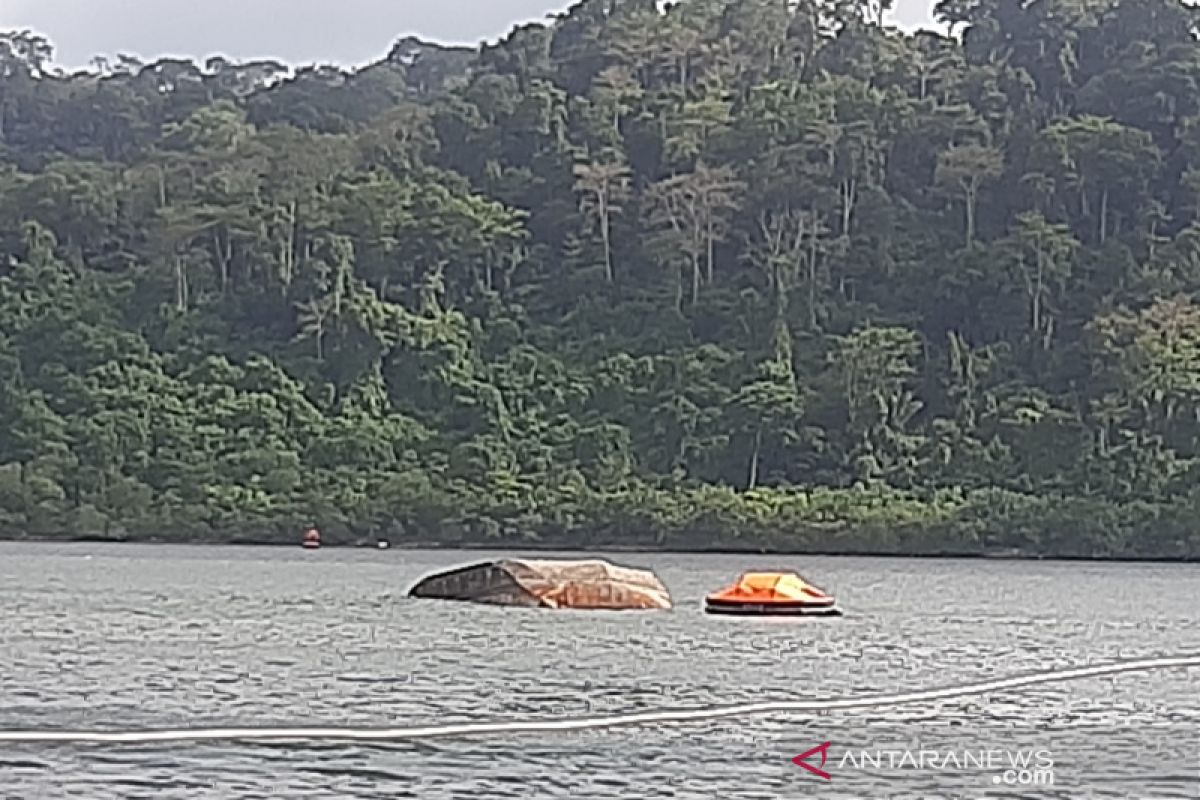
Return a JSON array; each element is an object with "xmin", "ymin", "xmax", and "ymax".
[{"xmin": 408, "ymin": 558, "xmax": 673, "ymax": 610}]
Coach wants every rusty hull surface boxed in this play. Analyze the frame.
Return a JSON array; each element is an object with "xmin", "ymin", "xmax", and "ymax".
[{"xmin": 407, "ymin": 558, "xmax": 673, "ymax": 610}]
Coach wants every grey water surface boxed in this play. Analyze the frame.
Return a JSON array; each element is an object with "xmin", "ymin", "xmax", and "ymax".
[{"xmin": 0, "ymin": 543, "xmax": 1196, "ymax": 799}]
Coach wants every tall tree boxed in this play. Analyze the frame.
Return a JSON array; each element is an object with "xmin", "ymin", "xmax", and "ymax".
[
  {"xmin": 647, "ymin": 162, "xmax": 743, "ymax": 306},
  {"xmin": 936, "ymin": 143, "xmax": 1003, "ymax": 247},
  {"xmin": 573, "ymin": 153, "xmax": 632, "ymax": 284}
]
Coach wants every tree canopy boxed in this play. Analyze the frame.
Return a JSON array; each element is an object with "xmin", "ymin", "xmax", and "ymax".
[{"xmin": 1, "ymin": 1, "xmax": 1199, "ymax": 558}]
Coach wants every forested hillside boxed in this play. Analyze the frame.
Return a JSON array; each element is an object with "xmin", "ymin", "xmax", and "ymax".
[{"xmin": 2, "ymin": 0, "xmax": 1200, "ymax": 557}]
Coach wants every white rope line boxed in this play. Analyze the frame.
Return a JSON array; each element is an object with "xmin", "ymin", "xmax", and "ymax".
[{"xmin": 0, "ymin": 654, "xmax": 1195, "ymax": 744}]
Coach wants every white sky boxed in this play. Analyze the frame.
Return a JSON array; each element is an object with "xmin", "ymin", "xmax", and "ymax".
[{"xmin": 0, "ymin": 0, "xmax": 940, "ymax": 68}]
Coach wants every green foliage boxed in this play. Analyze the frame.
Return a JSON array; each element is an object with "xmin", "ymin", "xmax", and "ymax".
[{"xmin": 1, "ymin": 6, "xmax": 1199, "ymax": 558}]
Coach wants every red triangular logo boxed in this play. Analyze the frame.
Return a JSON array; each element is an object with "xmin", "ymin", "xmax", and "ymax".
[{"xmin": 792, "ymin": 741, "xmax": 833, "ymax": 780}]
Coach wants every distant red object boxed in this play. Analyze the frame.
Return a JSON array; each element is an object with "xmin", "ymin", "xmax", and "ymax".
[{"xmin": 302, "ymin": 528, "xmax": 321, "ymax": 549}]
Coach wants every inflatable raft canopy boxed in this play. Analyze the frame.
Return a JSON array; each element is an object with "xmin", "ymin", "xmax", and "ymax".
[
  {"xmin": 704, "ymin": 571, "xmax": 842, "ymax": 616},
  {"xmin": 408, "ymin": 558, "xmax": 673, "ymax": 610}
]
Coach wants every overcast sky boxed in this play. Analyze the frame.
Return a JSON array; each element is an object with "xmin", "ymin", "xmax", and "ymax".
[{"xmin": 1, "ymin": 0, "xmax": 939, "ymax": 69}]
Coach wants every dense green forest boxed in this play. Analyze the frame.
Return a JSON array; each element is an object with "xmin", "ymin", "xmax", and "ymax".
[{"xmin": 2, "ymin": 0, "xmax": 1200, "ymax": 558}]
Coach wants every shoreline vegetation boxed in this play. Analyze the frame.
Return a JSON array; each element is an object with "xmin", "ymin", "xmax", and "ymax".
[
  {"xmin": 2, "ymin": 482, "xmax": 1198, "ymax": 561},
  {"xmin": 4, "ymin": 536, "xmax": 1197, "ymax": 565},
  {"xmin": 5, "ymin": 3, "xmax": 1200, "ymax": 564}
]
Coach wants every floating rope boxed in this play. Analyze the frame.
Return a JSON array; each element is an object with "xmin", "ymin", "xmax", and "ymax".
[{"xmin": 0, "ymin": 654, "xmax": 1195, "ymax": 745}]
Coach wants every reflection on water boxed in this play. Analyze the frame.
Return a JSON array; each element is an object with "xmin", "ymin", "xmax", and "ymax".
[{"xmin": 0, "ymin": 543, "xmax": 1196, "ymax": 798}]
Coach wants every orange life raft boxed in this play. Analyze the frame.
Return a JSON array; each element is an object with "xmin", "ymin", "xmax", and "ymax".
[{"xmin": 704, "ymin": 571, "xmax": 842, "ymax": 616}]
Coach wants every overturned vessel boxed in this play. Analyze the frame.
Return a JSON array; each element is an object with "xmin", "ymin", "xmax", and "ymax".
[
  {"xmin": 704, "ymin": 571, "xmax": 842, "ymax": 616},
  {"xmin": 408, "ymin": 558, "xmax": 673, "ymax": 610}
]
